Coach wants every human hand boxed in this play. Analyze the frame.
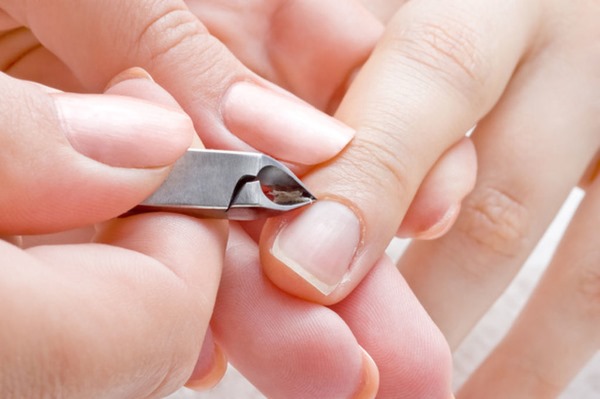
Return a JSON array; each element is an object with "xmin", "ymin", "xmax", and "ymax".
[
  {"xmin": 0, "ymin": 2, "xmax": 360, "ymax": 397},
  {"xmin": 0, "ymin": 60, "xmax": 233, "ymax": 398},
  {"xmin": 1, "ymin": 1, "xmax": 450, "ymax": 398},
  {"xmin": 256, "ymin": 0, "xmax": 600, "ymax": 397},
  {"xmin": 2, "ymin": 212, "xmax": 228, "ymax": 399},
  {"xmin": 0, "ymin": 0, "xmax": 373, "ymax": 167},
  {"xmin": 162, "ymin": 3, "xmax": 461, "ymax": 398},
  {"xmin": 207, "ymin": 225, "xmax": 454, "ymax": 399}
]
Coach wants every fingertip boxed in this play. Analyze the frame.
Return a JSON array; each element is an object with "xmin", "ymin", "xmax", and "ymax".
[
  {"xmin": 397, "ymin": 137, "xmax": 476, "ymax": 239},
  {"xmin": 53, "ymin": 90, "xmax": 194, "ymax": 168},
  {"xmin": 185, "ymin": 341, "xmax": 228, "ymax": 391},
  {"xmin": 217, "ymin": 226, "xmax": 373, "ymax": 398},
  {"xmin": 260, "ymin": 210, "xmax": 354, "ymax": 305},
  {"xmin": 260, "ymin": 196, "xmax": 389, "ymax": 306},
  {"xmin": 104, "ymin": 67, "xmax": 187, "ymax": 114},
  {"xmin": 332, "ymin": 255, "xmax": 453, "ymax": 398},
  {"xmin": 0, "ymin": 72, "xmax": 195, "ymax": 234},
  {"xmin": 105, "ymin": 67, "xmax": 155, "ymax": 90},
  {"xmin": 397, "ymin": 204, "xmax": 461, "ymax": 240},
  {"xmin": 352, "ymin": 348, "xmax": 380, "ymax": 399}
]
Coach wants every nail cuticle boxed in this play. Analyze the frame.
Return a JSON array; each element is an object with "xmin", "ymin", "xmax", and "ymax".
[{"xmin": 270, "ymin": 197, "xmax": 364, "ymax": 296}]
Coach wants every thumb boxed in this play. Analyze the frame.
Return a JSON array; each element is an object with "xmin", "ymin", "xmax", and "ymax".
[{"xmin": 0, "ymin": 69, "xmax": 194, "ymax": 235}]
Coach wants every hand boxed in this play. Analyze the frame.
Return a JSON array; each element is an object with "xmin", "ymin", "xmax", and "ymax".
[
  {"xmin": 0, "ymin": 0, "xmax": 370, "ymax": 167},
  {"xmin": 1, "ymin": 1, "xmax": 452, "ymax": 398},
  {"xmin": 0, "ymin": 1, "xmax": 366, "ymax": 397},
  {"xmin": 4, "ymin": 213, "xmax": 228, "ymax": 399},
  {"xmin": 208, "ymin": 225, "xmax": 453, "ymax": 399},
  {"xmin": 147, "ymin": 2, "xmax": 454, "ymax": 398},
  {"xmin": 257, "ymin": 0, "xmax": 600, "ymax": 397},
  {"xmin": 0, "ymin": 59, "xmax": 231, "ymax": 399}
]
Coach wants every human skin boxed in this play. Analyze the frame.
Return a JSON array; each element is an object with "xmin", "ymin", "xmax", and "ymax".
[
  {"xmin": 0, "ymin": 1, "xmax": 459, "ymax": 398},
  {"xmin": 0, "ymin": 69, "xmax": 229, "ymax": 398},
  {"xmin": 257, "ymin": 0, "xmax": 600, "ymax": 397},
  {"xmin": 9, "ymin": 0, "xmax": 597, "ymax": 396}
]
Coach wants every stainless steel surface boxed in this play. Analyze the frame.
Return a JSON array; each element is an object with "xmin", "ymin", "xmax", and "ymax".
[{"xmin": 130, "ymin": 149, "xmax": 316, "ymax": 220}]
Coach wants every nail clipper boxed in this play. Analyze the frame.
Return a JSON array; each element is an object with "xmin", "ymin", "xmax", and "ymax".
[{"xmin": 129, "ymin": 149, "xmax": 316, "ymax": 220}]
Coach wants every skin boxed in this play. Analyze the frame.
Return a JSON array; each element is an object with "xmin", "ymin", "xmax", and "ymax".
[
  {"xmin": 256, "ymin": 0, "xmax": 600, "ymax": 397},
  {"xmin": 3, "ymin": 0, "xmax": 596, "ymax": 398},
  {"xmin": 0, "ymin": 1, "xmax": 456, "ymax": 398}
]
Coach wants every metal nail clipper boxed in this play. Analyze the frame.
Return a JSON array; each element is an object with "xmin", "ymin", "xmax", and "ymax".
[{"xmin": 129, "ymin": 149, "xmax": 316, "ymax": 220}]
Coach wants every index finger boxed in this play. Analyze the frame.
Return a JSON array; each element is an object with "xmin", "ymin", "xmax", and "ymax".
[{"xmin": 260, "ymin": 0, "xmax": 544, "ymax": 303}]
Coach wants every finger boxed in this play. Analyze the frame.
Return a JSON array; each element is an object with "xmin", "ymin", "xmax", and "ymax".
[
  {"xmin": 187, "ymin": 0, "xmax": 383, "ymax": 112},
  {"xmin": 0, "ymin": 69, "xmax": 195, "ymax": 235},
  {"xmin": 330, "ymin": 255, "xmax": 453, "ymax": 398},
  {"xmin": 397, "ymin": 137, "xmax": 477, "ymax": 239},
  {"xmin": 260, "ymin": 0, "xmax": 542, "ymax": 303},
  {"xmin": 0, "ymin": 213, "xmax": 226, "ymax": 398},
  {"xmin": 0, "ymin": 26, "xmax": 82, "ymax": 91},
  {"xmin": 184, "ymin": 329, "xmax": 228, "ymax": 391},
  {"xmin": 458, "ymin": 175, "xmax": 600, "ymax": 398},
  {"xmin": 398, "ymin": 14, "xmax": 600, "ymax": 347},
  {"xmin": 97, "ymin": 214, "xmax": 228, "ymax": 393},
  {"xmin": 211, "ymin": 225, "xmax": 378, "ymax": 399},
  {"xmin": 1, "ymin": 1, "xmax": 355, "ymax": 167}
]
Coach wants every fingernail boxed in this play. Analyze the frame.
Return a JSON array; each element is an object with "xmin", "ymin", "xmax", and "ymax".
[
  {"xmin": 413, "ymin": 204, "xmax": 460, "ymax": 240},
  {"xmin": 397, "ymin": 204, "xmax": 461, "ymax": 240},
  {"xmin": 222, "ymin": 81, "xmax": 354, "ymax": 165},
  {"xmin": 271, "ymin": 201, "xmax": 361, "ymax": 295},
  {"xmin": 185, "ymin": 343, "xmax": 228, "ymax": 391},
  {"xmin": 54, "ymin": 92, "xmax": 193, "ymax": 168},
  {"xmin": 352, "ymin": 348, "xmax": 379, "ymax": 399},
  {"xmin": 105, "ymin": 67, "xmax": 154, "ymax": 90}
]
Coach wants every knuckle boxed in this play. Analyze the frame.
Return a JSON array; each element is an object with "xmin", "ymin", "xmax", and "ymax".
[
  {"xmin": 386, "ymin": 17, "xmax": 488, "ymax": 104},
  {"xmin": 133, "ymin": 4, "xmax": 209, "ymax": 65},
  {"xmin": 339, "ymin": 129, "xmax": 414, "ymax": 207},
  {"xmin": 456, "ymin": 185, "xmax": 530, "ymax": 261}
]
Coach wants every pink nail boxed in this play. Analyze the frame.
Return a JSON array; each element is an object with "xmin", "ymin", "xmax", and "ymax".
[
  {"xmin": 222, "ymin": 82, "xmax": 354, "ymax": 165},
  {"xmin": 271, "ymin": 201, "xmax": 361, "ymax": 295},
  {"xmin": 413, "ymin": 204, "xmax": 461, "ymax": 240},
  {"xmin": 55, "ymin": 93, "xmax": 194, "ymax": 168}
]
